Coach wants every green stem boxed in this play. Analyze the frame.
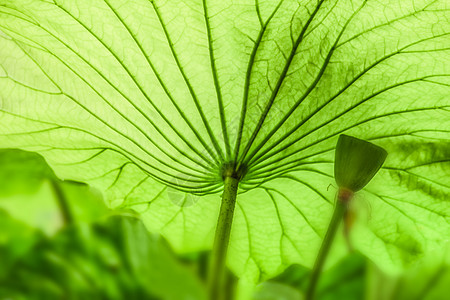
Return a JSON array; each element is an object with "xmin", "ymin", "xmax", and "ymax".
[
  {"xmin": 306, "ymin": 196, "xmax": 347, "ymax": 300},
  {"xmin": 208, "ymin": 176, "xmax": 239, "ymax": 300},
  {"xmin": 50, "ymin": 179, "xmax": 74, "ymax": 226}
]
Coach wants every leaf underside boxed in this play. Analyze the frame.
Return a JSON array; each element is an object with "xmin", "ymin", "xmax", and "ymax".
[{"xmin": 0, "ymin": 0, "xmax": 449, "ymax": 280}]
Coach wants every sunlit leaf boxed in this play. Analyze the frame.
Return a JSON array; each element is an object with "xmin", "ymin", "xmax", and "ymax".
[{"xmin": 0, "ymin": 0, "xmax": 449, "ymax": 281}]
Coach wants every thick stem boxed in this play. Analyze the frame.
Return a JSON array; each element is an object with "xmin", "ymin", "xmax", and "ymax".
[
  {"xmin": 50, "ymin": 180, "xmax": 74, "ymax": 226},
  {"xmin": 208, "ymin": 176, "xmax": 239, "ymax": 300},
  {"xmin": 306, "ymin": 193, "xmax": 347, "ymax": 300}
]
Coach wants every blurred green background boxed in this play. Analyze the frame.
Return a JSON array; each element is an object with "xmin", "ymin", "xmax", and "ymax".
[{"xmin": 0, "ymin": 149, "xmax": 448, "ymax": 300}]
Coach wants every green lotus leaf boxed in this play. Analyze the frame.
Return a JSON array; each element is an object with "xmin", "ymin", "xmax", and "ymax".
[{"xmin": 0, "ymin": 0, "xmax": 449, "ymax": 282}]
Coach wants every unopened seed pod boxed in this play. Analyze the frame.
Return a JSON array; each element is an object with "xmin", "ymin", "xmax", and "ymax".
[{"xmin": 334, "ymin": 134, "xmax": 387, "ymax": 192}]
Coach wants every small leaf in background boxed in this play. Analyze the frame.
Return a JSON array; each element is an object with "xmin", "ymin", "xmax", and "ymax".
[
  {"xmin": 0, "ymin": 149, "xmax": 108, "ymax": 233},
  {"xmin": 253, "ymin": 282, "xmax": 303, "ymax": 300},
  {"xmin": 315, "ymin": 254, "xmax": 366, "ymax": 300},
  {"xmin": 262, "ymin": 253, "xmax": 366, "ymax": 300},
  {"xmin": 0, "ymin": 149, "xmax": 56, "ymax": 196}
]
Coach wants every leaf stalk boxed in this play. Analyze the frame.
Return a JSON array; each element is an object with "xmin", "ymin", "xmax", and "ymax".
[
  {"xmin": 208, "ymin": 175, "xmax": 239, "ymax": 300},
  {"xmin": 305, "ymin": 188, "xmax": 350, "ymax": 300},
  {"xmin": 50, "ymin": 179, "xmax": 74, "ymax": 226}
]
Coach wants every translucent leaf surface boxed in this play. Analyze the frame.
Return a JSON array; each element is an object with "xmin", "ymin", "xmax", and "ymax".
[{"xmin": 1, "ymin": 0, "xmax": 449, "ymax": 280}]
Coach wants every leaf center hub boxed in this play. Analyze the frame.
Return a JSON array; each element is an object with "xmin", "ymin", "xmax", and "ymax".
[{"xmin": 220, "ymin": 162, "xmax": 247, "ymax": 181}]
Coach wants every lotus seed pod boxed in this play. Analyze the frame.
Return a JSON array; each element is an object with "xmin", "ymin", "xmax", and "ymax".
[{"xmin": 334, "ymin": 135, "xmax": 387, "ymax": 192}]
